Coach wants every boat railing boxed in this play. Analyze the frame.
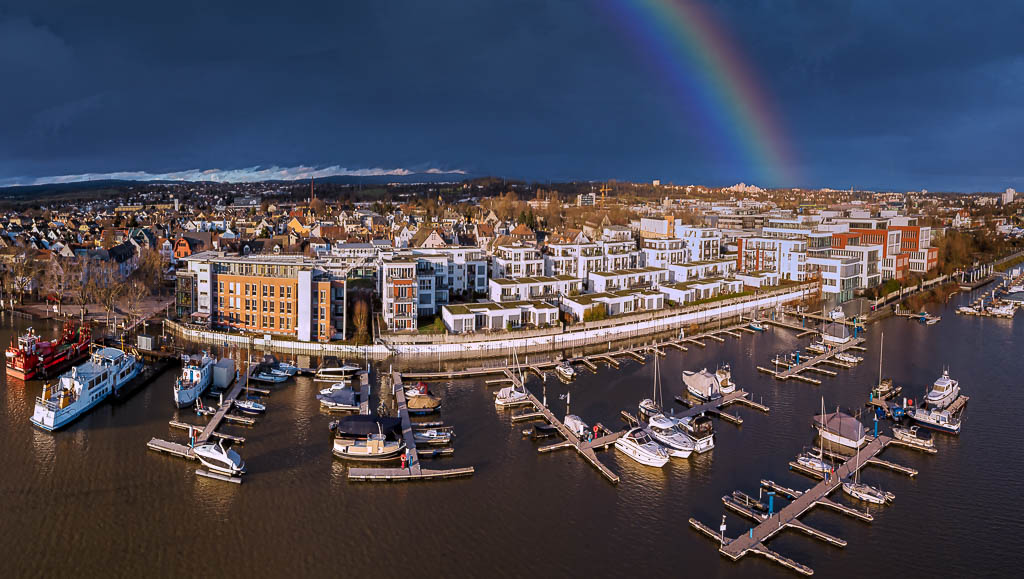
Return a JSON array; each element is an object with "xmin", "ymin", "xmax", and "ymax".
[{"xmin": 35, "ymin": 397, "xmax": 60, "ymax": 411}]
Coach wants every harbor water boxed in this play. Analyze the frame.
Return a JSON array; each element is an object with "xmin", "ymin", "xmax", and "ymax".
[{"xmin": 2, "ymin": 289, "xmax": 1023, "ymax": 577}]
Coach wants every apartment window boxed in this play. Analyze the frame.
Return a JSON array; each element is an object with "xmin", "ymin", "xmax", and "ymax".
[
  {"xmin": 262, "ymin": 301, "xmax": 268, "ymax": 312},
  {"xmin": 279, "ymin": 302, "xmax": 285, "ymax": 313},
  {"xmin": 262, "ymin": 316, "xmax": 268, "ymax": 327},
  {"xmin": 286, "ymin": 302, "xmax": 292, "ymax": 314},
  {"xmin": 218, "ymin": 282, "xmax": 223, "ymax": 293},
  {"xmin": 262, "ymin": 285, "xmax": 267, "ymax": 297},
  {"xmin": 269, "ymin": 286, "xmax": 275, "ymax": 297},
  {"xmin": 269, "ymin": 317, "xmax": 275, "ymax": 329},
  {"xmin": 280, "ymin": 317, "xmax": 286, "ymax": 329}
]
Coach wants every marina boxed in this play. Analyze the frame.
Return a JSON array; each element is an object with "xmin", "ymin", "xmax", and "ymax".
[{"xmin": 0, "ymin": 293, "xmax": 1008, "ymax": 577}]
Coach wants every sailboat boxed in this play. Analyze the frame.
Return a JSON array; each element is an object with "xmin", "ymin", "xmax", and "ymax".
[
  {"xmin": 235, "ymin": 345, "xmax": 266, "ymax": 415},
  {"xmin": 495, "ymin": 349, "xmax": 529, "ymax": 407},
  {"xmin": 797, "ymin": 397, "xmax": 832, "ymax": 474},
  {"xmin": 842, "ymin": 422, "xmax": 892, "ymax": 504},
  {"xmin": 871, "ymin": 333, "xmax": 899, "ymax": 399}
]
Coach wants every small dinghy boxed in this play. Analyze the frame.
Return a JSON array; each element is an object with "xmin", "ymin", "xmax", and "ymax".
[{"xmin": 413, "ymin": 428, "xmax": 452, "ymax": 445}]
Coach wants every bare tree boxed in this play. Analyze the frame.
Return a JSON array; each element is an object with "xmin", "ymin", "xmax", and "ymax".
[
  {"xmin": 353, "ymin": 298, "xmax": 370, "ymax": 344},
  {"xmin": 90, "ymin": 260, "xmax": 125, "ymax": 331},
  {"xmin": 10, "ymin": 251, "xmax": 38, "ymax": 305},
  {"xmin": 124, "ymin": 279, "xmax": 149, "ymax": 333},
  {"xmin": 66, "ymin": 258, "xmax": 93, "ymax": 323},
  {"xmin": 42, "ymin": 258, "xmax": 71, "ymax": 315},
  {"xmin": 133, "ymin": 247, "xmax": 165, "ymax": 294}
]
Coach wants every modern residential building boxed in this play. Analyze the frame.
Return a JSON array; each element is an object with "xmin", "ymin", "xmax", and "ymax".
[
  {"xmin": 441, "ymin": 300, "xmax": 559, "ymax": 333},
  {"xmin": 586, "ymin": 267, "xmax": 669, "ymax": 293},
  {"xmin": 559, "ymin": 288, "xmax": 664, "ymax": 322},
  {"xmin": 735, "ymin": 237, "xmax": 808, "ymax": 281},
  {"xmin": 488, "ymin": 275, "xmax": 581, "ymax": 303},
  {"xmin": 177, "ymin": 251, "xmax": 346, "ymax": 341},
  {"xmin": 492, "ymin": 243, "xmax": 544, "ymax": 279}
]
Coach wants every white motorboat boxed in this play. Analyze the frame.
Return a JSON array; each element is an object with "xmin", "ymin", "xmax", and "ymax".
[
  {"xmin": 564, "ymin": 415, "xmax": 589, "ymax": 438},
  {"xmin": 251, "ymin": 370, "xmax": 287, "ymax": 384},
  {"xmin": 194, "ymin": 440, "xmax": 246, "ymax": 476},
  {"xmin": 907, "ymin": 406, "xmax": 961, "ymax": 434},
  {"xmin": 956, "ymin": 306, "xmax": 978, "ymax": 314},
  {"xmin": 715, "ymin": 364, "xmax": 736, "ymax": 395},
  {"xmin": 174, "ymin": 353, "xmax": 215, "ymax": 408},
  {"xmin": 813, "ymin": 409, "xmax": 867, "ymax": 449},
  {"xmin": 31, "ymin": 347, "xmax": 142, "ymax": 431},
  {"xmin": 317, "ymin": 385, "xmax": 359, "ymax": 412},
  {"xmin": 646, "ymin": 414, "xmax": 694, "ymax": 458},
  {"xmin": 835, "ymin": 352, "xmax": 862, "ymax": 364},
  {"xmin": 316, "ymin": 357, "xmax": 362, "ymax": 382},
  {"xmin": 614, "ymin": 427, "xmax": 669, "ymax": 467},
  {"xmin": 234, "ymin": 399, "xmax": 266, "ymax": 415},
  {"xmin": 679, "ymin": 414, "xmax": 715, "ymax": 453},
  {"xmin": 260, "ymin": 355, "xmax": 299, "ymax": 376},
  {"xmin": 555, "ymin": 361, "xmax": 576, "ymax": 381},
  {"xmin": 682, "ymin": 368, "xmax": 722, "ymax": 401},
  {"xmin": 925, "ymin": 370, "xmax": 960, "ymax": 409},
  {"xmin": 748, "ymin": 320, "xmax": 765, "ymax": 332},
  {"xmin": 1007, "ymin": 284, "xmax": 1024, "ymax": 294},
  {"xmin": 320, "ymin": 382, "xmax": 351, "ymax": 396},
  {"xmin": 988, "ymin": 304, "xmax": 1016, "ymax": 316},
  {"xmin": 892, "ymin": 425, "xmax": 934, "ymax": 449},
  {"xmin": 638, "ymin": 398, "xmax": 660, "ymax": 420},
  {"xmin": 828, "ymin": 306, "xmax": 846, "ymax": 321},
  {"xmin": 413, "ymin": 428, "xmax": 452, "ymax": 446}
]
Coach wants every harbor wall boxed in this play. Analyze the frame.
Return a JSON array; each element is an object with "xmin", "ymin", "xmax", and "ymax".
[{"xmin": 165, "ymin": 283, "xmax": 816, "ymax": 360}]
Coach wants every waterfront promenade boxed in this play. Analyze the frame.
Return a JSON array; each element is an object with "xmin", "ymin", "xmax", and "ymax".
[{"xmin": 166, "ymin": 283, "xmax": 817, "ymax": 360}]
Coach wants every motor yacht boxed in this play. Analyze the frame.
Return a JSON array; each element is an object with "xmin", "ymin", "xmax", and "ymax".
[
  {"xmin": 331, "ymin": 416, "xmax": 406, "ymax": 461},
  {"xmin": 555, "ymin": 361, "xmax": 576, "ymax": 381},
  {"xmin": 679, "ymin": 414, "xmax": 715, "ymax": 453},
  {"xmin": 646, "ymin": 414, "xmax": 694, "ymax": 458},
  {"xmin": 907, "ymin": 406, "xmax": 961, "ymax": 434},
  {"xmin": 715, "ymin": 364, "xmax": 736, "ymax": 395},
  {"xmin": 194, "ymin": 440, "xmax": 246, "ymax": 476},
  {"xmin": 682, "ymin": 368, "xmax": 722, "ymax": 402},
  {"xmin": 614, "ymin": 427, "xmax": 669, "ymax": 467},
  {"xmin": 925, "ymin": 370, "xmax": 960, "ymax": 409}
]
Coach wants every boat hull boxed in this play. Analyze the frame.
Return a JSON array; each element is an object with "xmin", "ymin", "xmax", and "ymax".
[{"xmin": 614, "ymin": 439, "xmax": 668, "ymax": 467}]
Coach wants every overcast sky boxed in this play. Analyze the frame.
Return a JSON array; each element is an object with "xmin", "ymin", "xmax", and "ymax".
[{"xmin": 1, "ymin": 0, "xmax": 1022, "ymax": 191}]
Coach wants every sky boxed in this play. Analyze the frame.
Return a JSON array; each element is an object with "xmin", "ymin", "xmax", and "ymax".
[{"xmin": 1, "ymin": 0, "xmax": 1022, "ymax": 191}]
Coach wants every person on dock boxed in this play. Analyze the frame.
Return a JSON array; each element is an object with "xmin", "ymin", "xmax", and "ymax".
[{"xmin": 401, "ymin": 452, "xmax": 407, "ymax": 470}]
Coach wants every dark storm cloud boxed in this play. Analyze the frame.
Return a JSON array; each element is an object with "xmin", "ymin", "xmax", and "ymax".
[{"xmin": 1, "ymin": 0, "xmax": 1022, "ymax": 190}]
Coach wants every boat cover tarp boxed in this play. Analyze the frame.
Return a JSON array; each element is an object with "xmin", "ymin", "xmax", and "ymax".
[
  {"xmin": 813, "ymin": 411, "xmax": 864, "ymax": 441},
  {"xmin": 682, "ymin": 369, "xmax": 720, "ymax": 398},
  {"xmin": 333, "ymin": 415, "xmax": 401, "ymax": 437}
]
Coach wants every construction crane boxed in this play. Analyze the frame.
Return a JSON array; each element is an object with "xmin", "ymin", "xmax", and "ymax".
[{"xmin": 598, "ymin": 183, "xmax": 611, "ymax": 205}]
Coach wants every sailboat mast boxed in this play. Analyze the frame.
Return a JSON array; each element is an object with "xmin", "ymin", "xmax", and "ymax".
[{"xmin": 878, "ymin": 333, "xmax": 884, "ymax": 386}]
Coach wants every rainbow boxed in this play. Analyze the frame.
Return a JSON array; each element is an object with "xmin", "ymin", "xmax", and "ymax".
[{"xmin": 602, "ymin": 0, "xmax": 795, "ymax": 185}]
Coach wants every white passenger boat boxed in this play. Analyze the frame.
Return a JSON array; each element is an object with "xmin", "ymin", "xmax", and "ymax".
[
  {"xmin": 31, "ymin": 347, "xmax": 142, "ymax": 431},
  {"xmin": 555, "ymin": 361, "xmax": 576, "ymax": 381},
  {"xmin": 682, "ymin": 368, "xmax": 722, "ymax": 401},
  {"xmin": 715, "ymin": 364, "xmax": 736, "ymax": 395},
  {"xmin": 679, "ymin": 414, "xmax": 715, "ymax": 453},
  {"xmin": 907, "ymin": 406, "xmax": 961, "ymax": 434},
  {"xmin": 194, "ymin": 440, "xmax": 246, "ymax": 476},
  {"xmin": 925, "ymin": 370, "xmax": 960, "ymax": 409},
  {"xmin": 174, "ymin": 353, "xmax": 215, "ymax": 408},
  {"xmin": 646, "ymin": 414, "xmax": 694, "ymax": 458},
  {"xmin": 614, "ymin": 427, "xmax": 669, "ymax": 467},
  {"xmin": 813, "ymin": 409, "xmax": 867, "ymax": 449}
]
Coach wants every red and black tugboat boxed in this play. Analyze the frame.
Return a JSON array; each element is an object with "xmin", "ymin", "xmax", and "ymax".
[{"xmin": 5, "ymin": 324, "xmax": 92, "ymax": 381}]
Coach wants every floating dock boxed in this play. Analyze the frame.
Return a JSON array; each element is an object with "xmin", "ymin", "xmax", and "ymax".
[
  {"xmin": 347, "ymin": 373, "xmax": 474, "ymax": 483},
  {"xmin": 691, "ymin": 434, "xmax": 932, "ymax": 575},
  {"xmin": 147, "ymin": 377, "xmax": 246, "ymax": 462}
]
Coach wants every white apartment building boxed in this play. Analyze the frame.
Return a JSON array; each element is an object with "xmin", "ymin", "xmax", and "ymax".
[
  {"xmin": 808, "ymin": 255, "xmax": 862, "ymax": 303},
  {"xmin": 492, "ymin": 244, "xmax": 544, "ymax": 279},
  {"xmin": 641, "ymin": 237, "xmax": 687, "ymax": 268},
  {"xmin": 488, "ymin": 275, "xmax": 582, "ymax": 303},
  {"xmin": 560, "ymin": 289, "xmax": 664, "ymax": 322},
  {"xmin": 736, "ymin": 237, "xmax": 808, "ymax": 281},
  {"xmin": 587, "ymin": 267, "xmax": 669, "ymax": 293},
  {"xmin": 543, "ymin": 242, "xmax": 604, "ymax": 278},
  {"xmin": 666, "ymin": 259, "xmax": 734, "ymax": 283},
  {"xmin": 598, "ymin": 239, "xmax": 639, "ymax": 271},
  {"xmin": 831, "ymin": 244, "xmax": 883, "ymax": 290},
  {"xmin": 442, "ymin": 300, "xmax": 559, "ymax": 333},
  {"xmin": 675, "ymin": 225, "xmax": 723, "ymax": 262}
]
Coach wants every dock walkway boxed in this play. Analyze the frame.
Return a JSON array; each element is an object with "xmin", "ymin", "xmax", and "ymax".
[
  {"xmin": 347, "ymin": 373, "xmax": 474, "ymax": 482},
  {"xmin": 692, "ymin": 435, "xmax": 903, "ymax": 575}
]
